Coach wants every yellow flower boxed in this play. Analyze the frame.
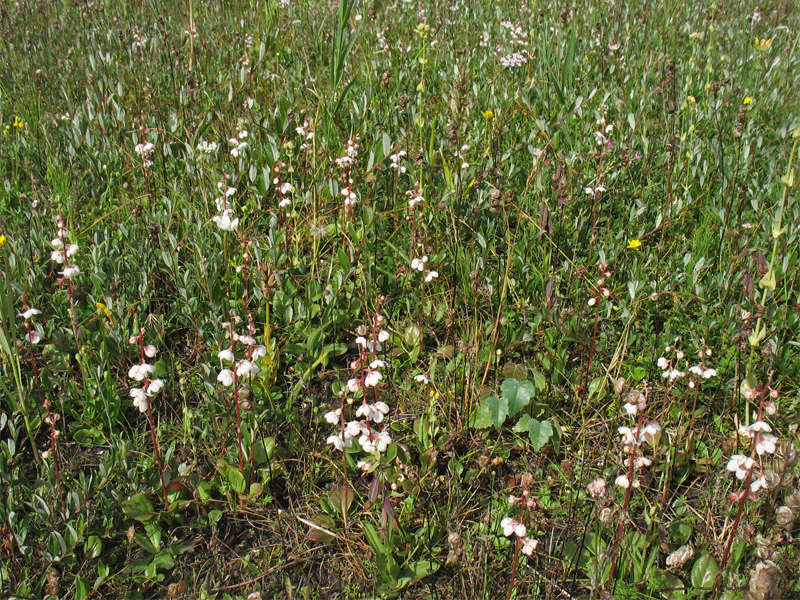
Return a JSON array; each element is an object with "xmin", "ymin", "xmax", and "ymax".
[
  {"xmin": 754, "ymin": 37, "xmax": 773, "ymax": 51},
  {"xmin": 482, "ymin": 110, "xmax": 494, "ymax": 120},
  {"xmin": 626, "ymin": 239, "xmax": 642, "ymax": 250},
  {"xmin": 689, "ymin": 32, "xmax": 703, "ymax": 40},
  {"xmin": 13, "ymin": 116, "xmax": 25, "ymax": 129},
  {"xmin": 95, "ymin": 302, "xmax": 114, "ymax": 325},
  {"xmin": 0, "ymin": 234, "xmax": 6, "ymax": 247},
  {"xmin": 743, "ymin": 97, "xmax": 752, "ymax": 105}
]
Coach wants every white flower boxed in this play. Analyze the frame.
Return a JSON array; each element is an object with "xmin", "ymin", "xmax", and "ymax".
[
  {"xmin": 143, "ymin": 344, "xmax": 157, "ymax": 358},
  {"xmin": 217, "ymin": 369, "xmax": 235, "ymax": 387},
  {"xmin": 618, "ymin": 426, "xmax": 637, "ymax": 445},
  {"xmin": 238, "ymin": 335, "xmax": 256, "ymax": 346},
  {"xmin": 66, "ymin": 244, "xmax": 78, "ymax": 257},
  {"xmin": 62, "ymin": 265, "xmax": 80, "ymax": 279},
  {"xmin": 623, "ymin": 402, "xmax": 639, "ymax": 415},
  {"xmin": 346, "ymin": 378, "xmax": 361, "ymax": 393},
  {"xmin": 726, "ymin": 454, "xmax": 755, "ymax": 479},
  {"xmin": 377, "ymin": 330, "xmax": 390, "ymax": 343},
  {"xmin": 236, "ymin": 360, "xmax": 260, "ymax": 377},
  {"xmin": 51, "ymin": 250, "xmax": 65, "ymax": 263},
  {"xmin": 369, "ymin": 359, "xmax": 387, "ymax": 369},
  {"xmin": 587, "ymin": 297, "xmax": 597, "ymax": 306},
  {"xmin": 128, "ymin": 363, "xmax": 156, "ymax": 381},
  {"xmin": 425, "ymin": 270, "xmax": 439, "ymax": 282},
  {"xmin": 364, "ymin": 369, "xmax": 383, "ymax": 388},
  {"xmin": 521, "ymin": 537, "xmax": 538, "ymax": 556},
  {"xmin": 324, "ymin": 410, "xmax": 340, "ymax": 425},
  {"xmin": 147, "ymin": 379, "xmax": 165, "ymax": 394},
  {"xmin": 212, "ymin": 210, "xmax": 239, "ymax": 231},
  {"xmin": 411, "ymin": 256, "xmax": 427, "ymax": 271},
  {"xmin": 354, "ymin": 336, "xmax": 367, "ymax": 348},
  {"xmin": 615, "ymin": 474, "xmax": 631, "ymax": 489},
  {"xmin": 500, "ymin": 517, "xmax": 527, "ymax": 538},
  {"xmin": 218, "ymin": 349, "xmax": 235, "ymax": 362},
  {"xmin": 130, "ymin": 388, "xmax": 148, "ymax": 412},
  {"xmin": 19, "ymin": 308, "xmax": 41, "ymax": 320},
  {"xmin": 750, "ymin": 476, "xmax": 768, "ymax": 493},
  {"xmin": 414, "ymin": 374, "xmax": 430, "ymax": 385},
  {"xmin": 327, "ymin": 434, "xmax": 351, "ymax": 451},
  {"xmin": 641, "ymin": 422, "xmax": 661, "ymax": 443},
  {"xmin": 251, "ymin": 345, "xmax": 267, "ymax": 360},
  {"xmin": 26, "ymin": 330, "xmax": 42, "ymax": 344},
  {"xmin": 755, "ymin": 433, "xmax": 777, "ymax": 455},
  {"xmin": 345, "ymin": 420, "xmax": 365, "ymax": 438},
  {"xmin": 375, "ymin": 431, "xmax": 391, "ymax": 452},
  {"xmin": 51, "ymin": 237, "xmax": 64, "ymax": 249},
  {"xmin": 657, "ymin": 357, "xmax": 668, "ymax": 370}
]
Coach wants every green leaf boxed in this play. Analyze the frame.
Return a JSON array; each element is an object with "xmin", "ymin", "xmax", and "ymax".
[
  {"xmin": 531, "ymin": 369, "xmax": 547, "ymax": 393},
  {"xmin": 501, "ymin": 378, "xmax": 535, "ymax": 417},
  {"xmin": 527, "ymin": 419, "xmax": 554, "ymax": 451},
  {"xmin": 660, "ymin": 573, "xmax": 686, "ymax": 599},
  {"xmin": 75, "ymin": 575, "xmax": 90, "ymax": 600},
  {"xmin": 85, "ymin": 535, "xmax": 103, "ymax": 559},
  {"xmin": 218, "ymin": 460, "xmax": 246, "ymax": 494},
  {"xmin": 363, "ymin": 522, "xmax": 399, "ymax": 584},
  {"xmin": 690, "ymin": 552, "xmax": 719, "ymax": 590},
  {"xmin": 513, "ymin": 414, "xmax": 531, "ymax": 432},
  {"xmin": 470, "ymin": 396, "xmax": 508, "ymax": 429},
  {"xmin": 122, "ymin": 493, "xmax": 156, "ymax": 522}
]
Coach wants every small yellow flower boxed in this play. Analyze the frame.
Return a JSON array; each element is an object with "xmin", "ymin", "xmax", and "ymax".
[
  {"xmin": 95, "ymin": 302, "xmax": 114, "ymax": 325},
  {"xmin": 689, "ymin": 32, "xmax": 703, "ymax": 40},
  {"xmin": 482, "ymin": 110, "xmax": 494, "ymax": 120},
  {"xmin": 13, "ymin": 116, "xmax": 25, "ymax": 129},
  {"xmin": 0, "ymin": 234, "xmax": 6, "ymax": 247},
  {"xmin": 743, "ymin": 97, "xmax": 752, "ymax": 105},
  {"xmin": 626, "ymin": 239, "xmax": 643, "ymax": 250},
  {"xmin": 754, "ymin": 37, "xmax": 773, "ymax": 51}
]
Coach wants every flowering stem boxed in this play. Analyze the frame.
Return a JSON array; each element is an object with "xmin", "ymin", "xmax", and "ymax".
[
  {"xmin": 714, "ymin": 389, "xmax": 767, "ymax": 595},
  {"xmin": 25, "ymin": 319, "xmax": 63, "ymax": 507},
  {"xmin": 608, "ymin": 414, "xmax": 644, "ymax": 586},
  {"xmin": 506, "ymin": 502, "xmax": 525, "ymax": 600}
]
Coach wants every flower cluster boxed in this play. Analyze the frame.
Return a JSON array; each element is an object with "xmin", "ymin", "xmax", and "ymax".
[
  {"xmin": 335, "ymin": 137, "xmax": 360, "ymax": 211},
  {"xmin": 19, "ymin": 306, "xmax": 42, "ymax": 344},
  {"xmin": 499, "ymin": 51, "xmax": 527, "ymax": 68},
  {"xmin": 502, "ymin": 492, "xmax": 539, "ymax": 556},
  {"xmin": 216, "ymin": 314, "xmax": 267, "ymax": 389},
  {"xmin": 410, "ymin": 254, "xmax": 439, "ymax": 282},
  {"xmin": 390, "ymin": 150, "xmax": 407, "ymax": 173},
  {"xmin": 212, "ymin": 180, "xmax": 240, "ymax": 231},
  {"xmin": 134, "ymin": 141, "xmax": 155, "ymax": 167},
  {"xmin": 406, "ymin": 189, "xmax": 424, "ymax": 210},
  {"xmin": 271, "ymin": 161, "xmax": 293, "ymax": 209},
  {"xmin": 326, "ymin": 316, "xmax": 393, "ymax": 467},
  {"xmin": 229, "ymin": 130, "xmax": 248, "ymax": 158},
  {"xmin": 51, "ymin": 214, "xmax": 80, "ymax": 281},
  {"xmin": 128, "ymin": 331, "xmax": 165, "ymax": 413},
  {"xmin": 296, "ymin": 121, "xmax": 315, "ymax": 151},
  {"xmin": 657, "ymin": 341, "xmax": 716, "ymax": 387},
  {"xmin": 615, "ymin": 388, "xmax": 661, "ymax": 490},
  {"xmin": 196, "ymin": 140, "xmax": 219, "ymax": 154},
  {"xmin": 594, "ymin": 120, "xmax": 615, "ymax": 149},
  {"xmin": 587, "ymin": 266, "xmax": 611, "ymax": 307},
  {"xmin": 335, "ymin": 137, "xmax": 359, "ymax": 170},
  {"xmin": 725, "ymin": 386, "xmax": 780, "ymax": 500},
  {"xmin": 500, "ymin": 20, "xmax": 529, "ymax": 46}
]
